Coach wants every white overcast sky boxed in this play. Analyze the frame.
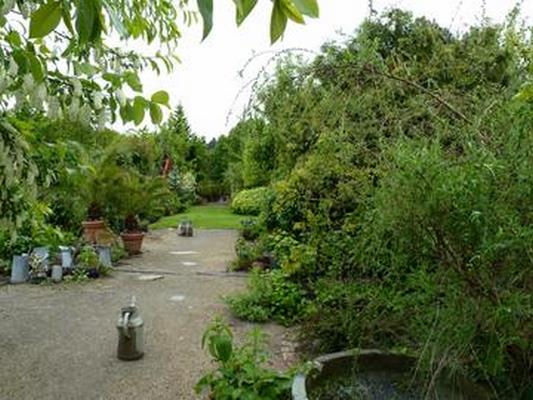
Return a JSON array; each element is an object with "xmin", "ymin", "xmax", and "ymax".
[{"xmin": 133, "ymin": 0, "xmax": 533, "ymax": 140}]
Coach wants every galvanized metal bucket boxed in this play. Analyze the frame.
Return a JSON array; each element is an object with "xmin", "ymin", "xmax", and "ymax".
[
  {"xmin": 10, "ymin": 254, "xmax": 29, "ymax": 284},
  {"xmin": 96, "ymin": 245, "xmax": 112, "ymax": 267},
  {"xmin": 59, "ymin": 246, "xmax": 74, "ymax": 270}
]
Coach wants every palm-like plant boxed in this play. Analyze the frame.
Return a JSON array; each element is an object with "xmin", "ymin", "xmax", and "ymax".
[
  {"xmin": 111, "ymin": 170, "xmax": 167, "ymax": 254},
  {"xmin": 118, "ymin": 172, "xmax": 146, "ymax": 233}
]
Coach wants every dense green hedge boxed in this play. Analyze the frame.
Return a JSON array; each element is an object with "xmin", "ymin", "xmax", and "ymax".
[
  {"xmin": 225, "ymin": 9, "xmax": 533, "ymax": 398},
  {"xmin": 230, "ymin": 187, "xmax": 272, "ymax": 216}
]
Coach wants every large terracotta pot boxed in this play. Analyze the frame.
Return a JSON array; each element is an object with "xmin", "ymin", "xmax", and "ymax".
[
  {"xmin": 121, "ymin": 232, "xmax": 144, "ymax": 255},
  {"xmin": 82, "ymin": 220, "xmax": 106, "ymax": 244}
]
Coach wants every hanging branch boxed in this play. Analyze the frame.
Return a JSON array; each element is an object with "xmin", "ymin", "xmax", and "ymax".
[{"xmin": 364, "ymin": 64, "xmax": 473, "ymax": 124}]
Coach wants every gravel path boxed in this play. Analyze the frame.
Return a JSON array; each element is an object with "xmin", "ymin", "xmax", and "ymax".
[{"xmin": 0, "ymin": 229, "xmax": 293, "ymax": 400}]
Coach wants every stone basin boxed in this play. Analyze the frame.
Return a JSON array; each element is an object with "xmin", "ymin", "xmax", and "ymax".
[{"xmin": 292, "ymin": 349, "xmax": 491, "ymax": 400}]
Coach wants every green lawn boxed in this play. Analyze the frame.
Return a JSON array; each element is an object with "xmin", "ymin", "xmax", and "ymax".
[{"xmin": 150, "ymin": 205, "xmax": 253, "ymax": 230}]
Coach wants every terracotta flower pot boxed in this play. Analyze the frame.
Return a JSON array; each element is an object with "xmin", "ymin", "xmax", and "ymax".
[
  {"xmin": 82, "ymin": 220, "xmax": 106, "ymax": 244},
  {"xmin": 121, "ymin": 232, "xmax": 144, "ymax": 255}
]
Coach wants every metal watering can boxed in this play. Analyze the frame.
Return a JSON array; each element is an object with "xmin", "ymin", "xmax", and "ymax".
[
  {"xmin": 178, "ymin": 220, "xmax": 194, "ymax": 237},
  {"xmin": 116, "ymin": 297, "xmax": 144, "ymax": 361}
]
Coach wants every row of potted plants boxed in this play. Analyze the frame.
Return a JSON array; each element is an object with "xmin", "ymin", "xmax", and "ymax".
[
  {"xmin": 81, "ymin": 166, "xmax": 166, "ymax": 255},
  {"xmin": 4, "ymin": 165, "xmax": 161, "ymax": 283},
  {"xmin": 10, "ymin": 244, "xmax": 114, "ymax": 284}
]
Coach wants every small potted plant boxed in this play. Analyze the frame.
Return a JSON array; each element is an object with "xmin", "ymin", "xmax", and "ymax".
[
  {"xmin": 29, "ymin": 253, "xmax": 47, "ymax": 284},
  {"xmin": 82, "ymin": 164, "xmax": 114, "ymax": 244},
  {"xmin": 116, "ymin": 173, "xmax": 157, "ymax": 255},
  {"xmin": 77, "ymin": 245, "xmax": 105, "ymax": 279},
  {"xmin": 82, "ymin": 202, "xmax": 106, "ymax": 244},
  {"xmin": 118, "ymin": 173, "xmax": 144, "ymax": 255}
]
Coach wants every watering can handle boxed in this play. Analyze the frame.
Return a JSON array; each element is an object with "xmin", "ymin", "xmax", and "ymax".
[{"xmin": 122, "ymin": 312, "xmax": 131, "ymax": 339}]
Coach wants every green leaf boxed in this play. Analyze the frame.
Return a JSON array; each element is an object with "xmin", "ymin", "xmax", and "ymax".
[
  {"xmin": 76, "ymin": 0, "xmax": 99, "ymax": 44},
  {"xmin": 270, "ymin": 0, "xmax": 288, "ymax": 44},
  {"xmin": 29, "ymin": 1, "xmax": 63, "ymax": 39},
  {"xmin": 280, "ymin": 0, "xmax": 304, "ymax": 24},
  {"xmin": 102, "ymin": 73, "xmax": 121, "ymax": 87},
  {"xmin": 12, "ymin": 50, "xmax": 30, "ymax": 74},
  {"xmin": 119, "ymin": 101, "xmax": 131, "ymax": 123},
  {"xmin": 151, "ymin": 90, "xmax": 169, "ymax": 106},
  {"xmin": 6, "ymin": 31, "xmax": 22, "ymax": 47},
  {"xmin": 76, "ymin": 62, "xmax": 98, "ymax": 76},
  {"xmin": 62, "ymin": 7, "xmax": 75, "ymax": 35},
  {"xmin": 103, "ymin": 0, "xmax": 128, "ymax": 38},
  {"xmin": 197, "ymin": 0, "xmax": 213, "ymax": 41},
  {"xmin": 234, "ymin": 0, "xmax": 258, "ymax": 26},
  {"xmin": 212, "ymin": 335, "xmax": 233, "ymax": 362},
  {"xmin": 124, "ymin": 71, "xmax": 143, "ymax": 92},
  {"xmin": 515, "ymin": 83, "xmax": 533, "ymax": 102},
  {"xmin": 132, "ymin": 96, "xmax": 146, "ymax": 125},
  {"xmin": 149, "ymin": 103, "xmax": 163, "ymax": 124},
  {"xmin": 28, "ymin": 54, "xmax": 45, "ymax": 82},
  {"xmin": 292, "ymin": 0, "xmax": 319, "ymax": 17}
]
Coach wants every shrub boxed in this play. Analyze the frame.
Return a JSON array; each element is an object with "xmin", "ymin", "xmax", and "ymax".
[
  {"xmin": 240, "ymin": 218, "xmax": 261, "ymax": 241},
  {"xmin": 111, "ymin": 244, "xmax": 127, "ymax": 263},
  {"xmin": 226, "ymin": 269, "xmax": 310, "ymax": 326},
  {"xmin": 231, "ymin": 187, "xmax": 272, "ymax": 216},
  {"xmin": 196, "ymin": 319, "xmax": 292, "ymax": 400},
  {"xmin": 231, "ymin": 237, "xmax": 264, "ymax": 272},
  {"xmin": 302, "ymin": 133, "xmax": 533, "ymax": 397},
  {"xmin": 223, "ymin": 9, "xmax": 533, "ymax": 398},
  {"xmin": 76, "ymin": 246, "xmax": 111, "ymax": 278}
]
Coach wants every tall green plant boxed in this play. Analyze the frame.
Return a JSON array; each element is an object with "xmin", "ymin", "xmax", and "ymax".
[{"xmin": 196, "ymin": 318, "xmax": 293, "ymax": 399}]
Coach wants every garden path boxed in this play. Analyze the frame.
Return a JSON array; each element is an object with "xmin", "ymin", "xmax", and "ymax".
[{"xmin": 0, "ymin": 229, "xmax": 294, "ymax": 400}]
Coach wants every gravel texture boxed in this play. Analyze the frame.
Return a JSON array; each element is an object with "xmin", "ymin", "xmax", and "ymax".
[{"xmin": 0, "ymin": 229, "xmax": 292, "ymax": 400}]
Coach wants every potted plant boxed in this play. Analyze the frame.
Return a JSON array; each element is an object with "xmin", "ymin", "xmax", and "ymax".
[
  {"xmin": 29, "ymin": 253, "xmax": 47, "ymax": 284},
  {"xmin": 115, "ymin": 171, "xmax": 168, "ymax": 255},
  {"xmin": 77, "ymin": 245, "xmax": 104, "ymax": 279},
  {"xmin": 116, "ymin": 172, "xmax": 148, "ymax": 255},
  {"xmin": 81, "ymin": 164, "xmax": 109, "ymax": 244},
  {"xmin": 82, "ymin": 201, "xmax": 106, "ymax": 244}
]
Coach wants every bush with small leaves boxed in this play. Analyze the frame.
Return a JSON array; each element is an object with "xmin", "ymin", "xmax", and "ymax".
[{"xmin": 231, "ymin": 187, "xmax": 273, "ymax": 216}]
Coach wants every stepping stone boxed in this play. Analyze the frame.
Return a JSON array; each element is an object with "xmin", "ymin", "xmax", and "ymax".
[
  {"xmin": 169, "ymin": 251, "xmax": 198, "ymax": 255},
  {"xmin": 170, "ymin": 295, "xmax": 185, "ymax": 302},
  {"xmin": 137, "ymin": 274, "xmax": 164, "ymax": 281},
  {"xmin": 182, "ymin": 262, "xmax": 197, "ymax": 267}
]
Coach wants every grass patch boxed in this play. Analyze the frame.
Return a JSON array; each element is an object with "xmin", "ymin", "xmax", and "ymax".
[{"xmin": 150, "ymin": 205, "xmax": 254, "ymax": 230}]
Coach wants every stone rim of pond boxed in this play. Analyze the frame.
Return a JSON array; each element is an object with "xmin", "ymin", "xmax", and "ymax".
[{"xmin": 291, "ymin": 349, "xmax": 491, "ymax": 400}]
